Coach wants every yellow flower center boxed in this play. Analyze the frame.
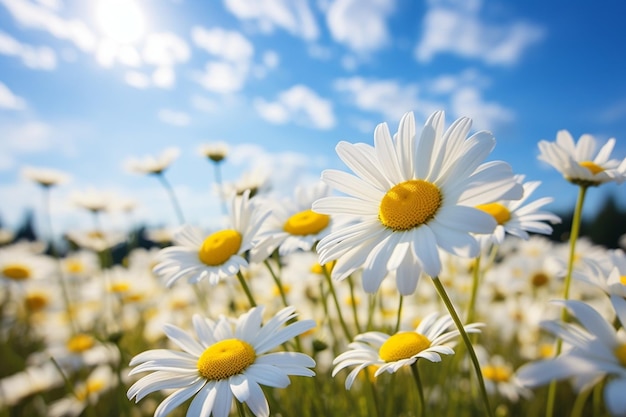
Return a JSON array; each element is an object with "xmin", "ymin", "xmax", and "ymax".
[
  {"xmin": 531, "ymin": 272, "xmax": 550, "ymax": 288},
  {"xmin": 197, "ymin": 338, "xmax": 256, "ymax": 380},
  {"xmin": 110, "ymin": 281, "xmax": 130, "ymax": 293},
  {"xmin": 615, "ymin": 343, "xmax": 626, "ymax": 367},
  {"xmin": 283, "ymin": 209, "xmax": 330, "ymax": 236},
  {"xmin": 67, "ymin": 334, "xmax": 95, "ymax": 353},
  {"xmin": 310, "ymin": 261, "xmax": 335, "ymax": 275},
  {"xmin": 482, "ymin": 365, "xmax": 511, "ymax": 382},
  {"xmin": 66, "ymin": 260, "xmax": 85, "ymax": 274},
  {"xmin": 620, "ymin": 276, "xmax": 626, "ymax": 286},
  {"xmin": 379, "ymin": 180, "xmax": 442, "ymax": 231},
  {"xmin": 25, "ymin": 292, "xmax": 49, "ymax": 311},
  {"xmin": 379, "ymin": 332, "xmax": 431, "ymax": 362},
  {"xmin": 76, "ymin": 379, "xmax": 106, "ymax": 401},
  {"xmin": 2, "ymin": 264, "xmax": 31, "ymax": 281},
  {"xmin": 476, "ymin": 203, "xmax": 511, "ymax": 225},
  {"xmin": 198, "ymin": 229, "xmax": 242, "ymax": 266},
  {"xmin": 579, "ymin": 161, "xmax": 604, "ymax": 175}
]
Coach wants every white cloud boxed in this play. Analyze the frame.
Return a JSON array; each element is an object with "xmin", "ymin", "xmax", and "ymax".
[
  {"xmin": 95, "ymin": 40, "xmax": 142, "ymax": 68},
  {"xmin": 335, "ymin": 77, "xmax": 434, "ymax": 122},
  {"xmin": 326, "ymin": 0, "xmax": 395, "ymax": 52},
  {"xmin": 450, "ymin": 86, "xmax": 514, "ymax": 130},
  {"xmin": 0, "ymin": 0, "xmax": 97, "ymax": 52},
  {"xmin": 34, "ymin": 0, "xmax": 61, "ymax": 10},
  {"xmin": 254, "ymin": 85, "xmax": 335, "ymax": 129},
  {"xmin": 124, "ymin": 71, "xmax": 150, "ymax": 89},
  {"xmin": 190, "ymin": 95, "xmax": 219, "ymax": 113},
  {"xmin": 191, "ymin": 26, "xmax": 254, "ymax": 63},
  {"xmin": 152, "ymin": 66, "xmax": 175, "ymax": 88},
  {"xmin": 415, "ymin": 1, "xmax": 544, "ymax": 65},
  {"xmin": 194, "ymin": 61, "xmax": 249, "ymax": 94},
  {"xmin": 142, "ymin": 32, "xmax": 190, "ymax": 67},
  {"xmin": 0, "ymin": 81, "xmax": 26, "ymax": 110},
  {"xmin": 158, "ymin": 109, "xmax": 191, "ymax": 126},
  {"xmin": 224, "ymin": 0, "xmax": 319, "ymax": 40},
  {"xmin": 0, "ymin": 31, "xmax": 56, "ymax": 70},
  {"xmin": 262, "ymin": 50, "xmax": 279, "ymax": 69}
]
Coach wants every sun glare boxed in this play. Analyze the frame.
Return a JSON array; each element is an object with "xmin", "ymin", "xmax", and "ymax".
[{"xmin": 95, "ymin": 0, "xmax": 146, "ymax": 44}]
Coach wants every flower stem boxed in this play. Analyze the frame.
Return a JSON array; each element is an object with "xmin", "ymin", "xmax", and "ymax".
[
  {"xmin": 347, "ymin": 275, "xmax": 362, "ymax": 333},
  {"xmin": 545, "ymin": 184, "xmax": 587, "ymax": 417},
  {"xmin": 264, "ymin": 260, "xmax": 289, "ymax": 307},
  {"xmin": 236, "ymin": 271, "xmax": 257, "ymax": 308},
  {"xmin": 322, "ymin": 268, "xmax": 353, "ymax": 341},
  {"xmin": 155, "ymin": 172, "xmax": 186, "ymax": 226},
  {"xmin": 394, "ymin": 294, "xmax": 404, "ymax": 333},
  {"xmin": 213, "ymin": 162, "xmax": 228, "ymax": 217},
  {"xmin": 466, "ymin": 255, "xmax": 482, "ymax": 324},
  {"xmin": 430, "ymin": 276, "xmax": 494, "ymax": 417},
  {"xmin": 410, "ymin": 362, "xmax": 426, "ymax": 417}
]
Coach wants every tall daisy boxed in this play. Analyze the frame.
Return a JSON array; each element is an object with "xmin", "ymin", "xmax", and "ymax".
[
  {"xmin": 475, "ymin": 175, "xmax": 561, "ymax": 246},
  {"xmin": 127, "ymin": 306, "xmax": 316, "ymax": 417},
  {"xmin": 332, "ymin": 311, "xmax": 483, "ymax": 389},
  {"xmin": 538, "ymin": 130, "xmax": 626, "ymax": 186},
  {"xmin": 516, "ymin": 296, "xmax": 626, "ymax": 416},
  {"xmin": 153, "ymin": 190, "xmax": 270, "ymax": 287},
  {"xmin": 313, "ymin": 111, "xmax": 522, "ymax": 294}
]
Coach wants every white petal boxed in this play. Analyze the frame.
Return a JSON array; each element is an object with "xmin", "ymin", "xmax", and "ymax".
[
  {"xmin": 212, "ymin": 380, "xmax": 233, "ymax": 417},
  {"xmin": 244, "ymin": 379, "xmax": 270, "ymax": 417},
  {"xmin": 604, "ymin": 377, "xmax": 626, "ymax": 417},
  {"xmin": 154, "ymin": 379, "xmax": 206, "ymax": 417},
  {"xmin": 412, "ymin": 226, "xmax": 441, "ymax": 277},
  {"xmin": 163, "ymin": 324, "xmax": 206, "ymax": 357},
  {"xmin": 229, "ymin": 374, "xmax": 250, "ymax": 403}
]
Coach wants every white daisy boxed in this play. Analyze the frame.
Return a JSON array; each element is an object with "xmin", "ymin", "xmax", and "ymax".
[
  {"xmin": 125, "ymin": 147, "xmax": 181, "ymax": 175},
  {"xmin": 537, "ymin": 130, "xmax": 626, "ymax": 186},
  {"xmin": 313, "ymin": 111, "xmax": 522, "ymax": 294},
  {"xmin": 198, "ymin": 141, "xmax": 229, "ymax": 163},
  {"xmin": 255, "ymin": 182, "xmax": 336, "ymax": 258},
  {"xmin": 0, "ymin": 247, "xmax": 53, "ymax": 285},
  {"xmin": 153, "ymin": 190, "xmax": 270, "ymax": 287},
  {"xmin": 475, "ymin": 175, "xmax": 561, "ymax": 246},
  {"xmin": 516, "ymin": 296, "xmax": 626, "ymax": 416},
  {"xmin": 127, "ymin": 306, "xmax": 316, "ymax": 417},
  {"xmin": 332, "ymin": 311, "xmax": 483, "ymax": 389},
  {"xmin": 22, "ymin": 165, "xmax": 71, "ymax": 188}
]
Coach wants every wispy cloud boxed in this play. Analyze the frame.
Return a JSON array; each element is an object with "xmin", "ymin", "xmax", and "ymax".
[
  {"xmin": 224, "ymin": 0, "xmax": 319, "ymax": 41},
  {"xmin": 254, "ymin": 85, "xmax": 336, "ymax": 129},
  {"xmin": 415, "ymin": 0, "xmax": 544, "ymax": 65},
  {"xmin": 0, "ymin": 31, "xmax": 56, "ymax": 70},
  {"xmin": 450, "ymin": 86, "xmax": 513, "ymax": 130},
  {"xmin": 158, "ymin": 109, "xmax": 191, "ymax": 126},
  {"xmin": 334, "ymin": 77, "xmax": 434, "ymax": 123},
  {"xmin": 0, "ymin": 81, "xmax": 27, "ymax": 110},
  {"xmin": 326, "ymin": 0, "xmax": 395, "ymax": 53},
  {"xmin": 0, "ymin": 0, "xmax": 97, "ymax": 52}
]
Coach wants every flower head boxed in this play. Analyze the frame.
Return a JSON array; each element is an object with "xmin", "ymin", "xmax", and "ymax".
[
  {"xmin": 127, "ymin": 306, "xmax": 316, "ymax": 417},
  {"xmin": 125, "ymin": 147, "xmax": 180, "ymax": 175},
  {"xmin": 314, "ymin": 111, "xmax": 522, "ymax": 294},
  {"xmin": 538, "ymin": 130, "xmax": 626, "ymax": 186},
  {"xmin": 22, "ymin": 166, "xmax": 71, "ymax": 188},
  {"xmin": 199, "ymin": 141, "xmax": 229, "ymax": 163},
  {"xmin": 153, "ymin": 190, "xmax": 270, "ymax": 287},
  {"xmin": 332, "ymin": 311, "xmax": 482, "ymax": 389}
]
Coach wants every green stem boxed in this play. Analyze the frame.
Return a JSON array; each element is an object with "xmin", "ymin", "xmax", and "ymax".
[
  {"xmin": 430, "ymin": 276, "xmax": 494, "ymax": 417},
  {"xmin": 394, "ymin": 294, "xmax": 404, "ymax": 333},
  {"xmin": 236, "ymin": 271, "xmax": 257, "ymax": 308},
  {"xmin": 570, "ymin": 385, "xmax": 592, "ymax": 417},
  {"xmin": 411, "ymin": 362, "xmax": 426, "ymax": 417},
  {"xmin": 213, "ymin": 162, "xmax": 228, "ymax": 216},
  {"xmin": 322, "ymin": 268, "xmax": 353, "ymax": 341},
  {"xmin": 545, "ymin": 185, "xmax": 587, "ymax": 417},
  {"xmin": 236, "ymin": 400, "xmax": 247, "ymax": 417},
  {"xmin": 466, "ymin": 255, "xmax": 482, "ymax": 324},
  {"xmin": 264, "ymin": 260, "xmax": 289, "ymax": 307},
  {"xmin": 155, "ymin": 172, "xmax": 186, "ymax": 226},
  {"xmin": 364, "ymin": 367, "xmax": 382, "ymax": 417},
  {"xmin": 347, "ymin": 275, "xmax": 362, "ymax": 333}
]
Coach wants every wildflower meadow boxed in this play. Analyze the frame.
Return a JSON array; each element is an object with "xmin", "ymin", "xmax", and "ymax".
[{"xmin": 1, "ymin": 111, "xmax": 626, "ymax": 417}]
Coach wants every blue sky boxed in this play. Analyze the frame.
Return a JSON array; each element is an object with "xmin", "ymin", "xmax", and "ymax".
[{"xmin": 1, "ymin": 0, "xmax": 625, "ymax": 235}]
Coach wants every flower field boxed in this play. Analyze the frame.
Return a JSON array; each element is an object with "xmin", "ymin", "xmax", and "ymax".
[{"xmin": 1, "ymin": 111, "xmax": 626, "ymax": 417}]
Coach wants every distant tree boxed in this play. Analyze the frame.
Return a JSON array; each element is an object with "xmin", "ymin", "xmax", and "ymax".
[
  {"xmin": 14, "ymin": 210, "xmax": 37, "ymax": 242},
  {"xmin": 585, "ymin": 194, "xmax": 626, "ymax": 249}
]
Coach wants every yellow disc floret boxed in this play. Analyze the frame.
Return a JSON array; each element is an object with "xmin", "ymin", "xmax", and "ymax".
[
  {"xmin": 197, "ymin": 339, "xmax": 256, "ymax": 380},
  {"xmin": 379, "ymin": 332, "xmax": 431, "ymax": 362},
  {"xmin": 2, "ymin": 264, "xmax": 31, "ymax": 281},
  {"xmin": 620, "ymin": 276, "xmax": 626, "ymax": 286},
  {"xmin": 25, "ymin": 292, "xmax": 49, "ymax": 311},
  {"xmin": 579, "ymin": 161, "xmax": 604, "ymax": 175},
  {"xmin": 198, "ymin": 229, "xmax": 242, "ymax": 266},
  {"xmin": 379, "ymin": 180, "xmax": 442, "ymax": 231},
  {"xmin": 283, "ymin": 209, "xmax": 330, "ymax": 236},
  {"xmin": 476, "ymin": 203, "xmax": 511, "ymax": 225},
  {"xmin": 67, "ymin": 334, "xmax": 95, "ymax": 353},
  {"xmin": 614, "ymin": 343, "xmax": 626, "ymax": 367},
  {"xmin": 482, "ymin": 365, "xmax": 511, "ymax": 382}
]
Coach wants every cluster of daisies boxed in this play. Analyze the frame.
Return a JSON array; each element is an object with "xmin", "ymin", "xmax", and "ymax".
[{"xmin": 1, "ymin": 111, "xmax": 626, "ymax": 417}]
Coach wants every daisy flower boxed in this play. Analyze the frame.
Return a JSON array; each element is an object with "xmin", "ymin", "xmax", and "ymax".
[
  {"xmin": 127, "ymin": 306, "xmax": 316, "ymax": 417},
  {"xmin": 255, "ymin": 182, "xmax": 336, "ymax": 258},
  {"xmin": 22, "ymin": 165, "xmax": 71, "ymax": 188},
  {"xmin": 313, "ymin": 111, "xmax": 522, "ymax": 294},
  {"xmin": 125, "ymin": 147, "xmax": 181, "ymax": 175},
  {"xmin": 537, "ymin": 130, "xmax": 626, "ymax": 186},
  {"xmin": 332, "ymin": 311, "xmax": 483, "ymax": 389},
  {"xmin": 475, "ymin": 175, "xmax": 561, "ymax": 246},
  {"xmin": 153, "ymin": 190, "xmax": 270, "ymax": 287},
  {"xmin": 199, "ymin": 141, "xmax": 229, "ymax": 163},
  {"xmin": 516, "ymin": 296, "xmax": 626, "ymax": 416},
  {"xmin": 0, "ymin": 247, "xmax": 53, "ymax": 285}
]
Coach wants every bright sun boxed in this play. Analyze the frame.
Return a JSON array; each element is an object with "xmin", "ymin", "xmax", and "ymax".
[{"xmin": 95, "ymin": 0, "xmax": 146, "ymax": 44}]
